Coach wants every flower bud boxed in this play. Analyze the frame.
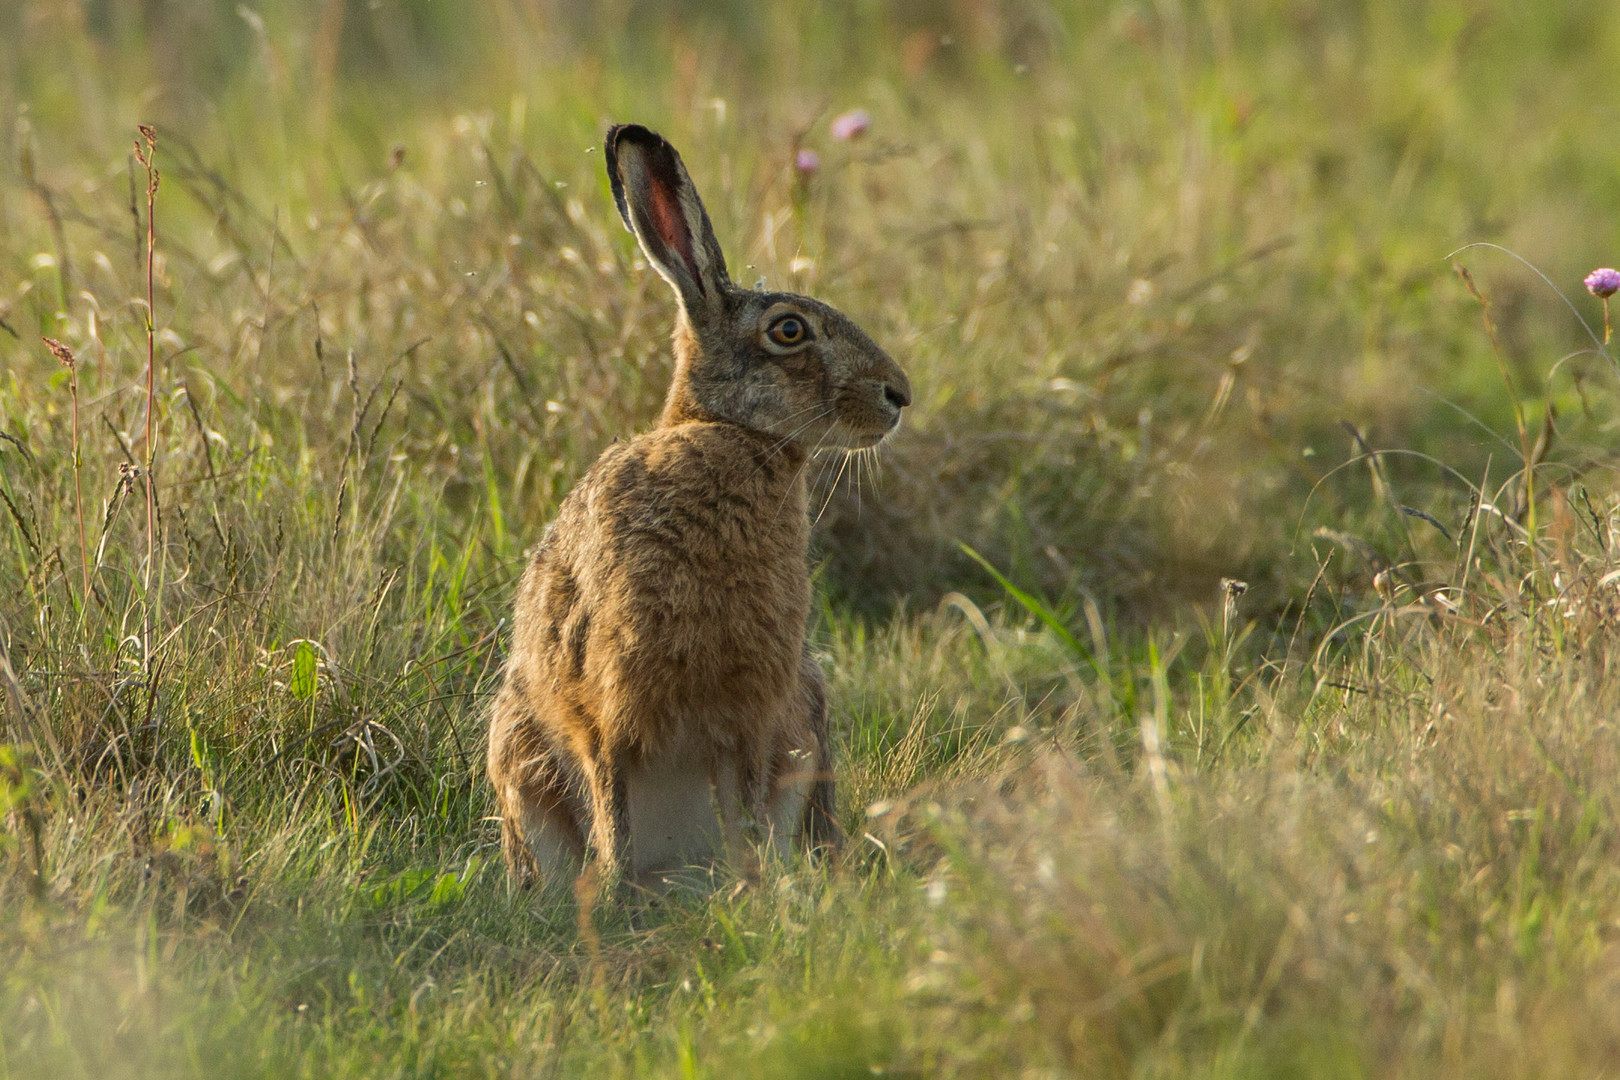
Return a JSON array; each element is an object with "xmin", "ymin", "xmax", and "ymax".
[{"xmin": 830, "ymin": 109, "xmax": 871, "ymax": 141}]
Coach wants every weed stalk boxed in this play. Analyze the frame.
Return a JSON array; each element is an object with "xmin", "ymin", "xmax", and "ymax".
[
  {"xmin": 42, "ymin": 337, "xmax": 89, "ymax": 606},
  {"xmin": 1455, "ymin": 263, "xmax": 1540, "ymax": 541}
]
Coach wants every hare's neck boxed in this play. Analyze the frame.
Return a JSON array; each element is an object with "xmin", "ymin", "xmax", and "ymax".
[
  {"xmin": 657, "ymin": 321, "xmax": 811, "ymax": 524},
  {"xmin": 659, "ymin": 381, "xmax": 710, "ymax": 428},
  {"xmin": 659, "ymin": 318, "xmax": 709, "ymax": 427},
  {"xmin": 739, "ymin": 428, "xmax": 811, "ymax": 547},
  {"xmin": 735, "ymin": 427, "xmax": 810, "ymax": 504},
  {"xmin": 674, "ymin": 420, "xmax": 810, "ymax": 536}
]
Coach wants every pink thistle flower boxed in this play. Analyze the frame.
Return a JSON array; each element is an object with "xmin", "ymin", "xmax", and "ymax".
[
  {"xmin": 1585, "ymin": 267, "xmax": 1620, "ymax": 298},
  {"xmin": 830, "ymin": 109, "xmax": 871, "ymax": 141},
  {"xmin": 795, "ymin": 148, "xmax": 820, "ymax": 176},
  {"xmin": 1587, "ymin": 268, "xmax": 1620, "ymax": 344}
]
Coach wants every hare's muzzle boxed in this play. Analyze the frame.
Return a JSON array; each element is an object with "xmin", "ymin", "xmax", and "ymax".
[
  {"xmin": 875, "ymin": 364, "xmax": 912, "ymax": 432},
  {"xmin": 839, "ymin": 375, "xmax": 909, "ymax": 447}
]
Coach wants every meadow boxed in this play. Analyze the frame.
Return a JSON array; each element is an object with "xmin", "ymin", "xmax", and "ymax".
[{"xmin": 4, "ymin": 1, "xmax": 1620, "ymax": 1075}]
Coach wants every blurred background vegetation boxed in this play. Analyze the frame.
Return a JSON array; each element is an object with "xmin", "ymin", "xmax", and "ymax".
[
  {"xmin": 4, "ymin": 0, "xmax": 1618, "ymax": 616},
  {"xmin": 6, "ymin": 2, "xmax": 1620, "ymax": 1077}
]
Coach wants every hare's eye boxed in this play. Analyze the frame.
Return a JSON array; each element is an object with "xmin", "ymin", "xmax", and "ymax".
[{"xmin": 766, "ymin": 314, "xmax": 810, "ymax": 347}]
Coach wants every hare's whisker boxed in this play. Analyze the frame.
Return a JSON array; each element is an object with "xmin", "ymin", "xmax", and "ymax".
[
  {"xmin": 808, "ymin": 437, "xmax": 843, "ymax": 493},
  {"xmin": 747, "ymin": 405, "xmax": 837, "ymax": 483},
  {"xmin": 855, "ymin": 447, "xmax": 867, "ymax": 515},
  {"xmin": 813, "ymin": 450, "xmax": 853, "ymax": 527},
  {"xmin": 777, "ymin": 425, "xmax": 838, "ymax": 524},
  {"xmin": 860, "ymin": 446, "xmax": 881, "ymax": 500}
]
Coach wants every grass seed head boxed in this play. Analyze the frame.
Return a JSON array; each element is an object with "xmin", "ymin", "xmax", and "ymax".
[{"xmin": 42, "ymin": 337, "xmax": 75, "ymax": 369}]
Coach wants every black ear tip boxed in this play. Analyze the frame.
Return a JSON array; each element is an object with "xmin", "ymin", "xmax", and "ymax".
[
  {"xmin": 604, "ymin": 124, "xmax": 669, "ymax": 184},
  {"xmin": 606, "ymin": 123, "xmax": 668, "ymax": 156}
]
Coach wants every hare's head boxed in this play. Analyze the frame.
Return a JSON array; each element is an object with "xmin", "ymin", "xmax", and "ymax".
[{"xmin": 606, "ymin": 124, "xmax": 910, "ymax": 450}]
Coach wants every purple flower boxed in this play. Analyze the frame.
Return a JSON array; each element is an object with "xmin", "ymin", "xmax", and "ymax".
[
  {"xmin": 1586, "ymin": 267, "xmax": 1620, "ymax": 299},
  {"xmin": 830, "ymin": 109, "xmax": 871, "ymax": 141},
  {"xmin": 795, "ymin": 148, "xmax": 821, "ymax": 175}
]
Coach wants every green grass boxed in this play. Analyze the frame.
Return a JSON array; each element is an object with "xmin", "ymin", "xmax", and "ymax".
[{"xmin": 5, "ymin": 1, "xmax": 1620, "ymax": 1075}]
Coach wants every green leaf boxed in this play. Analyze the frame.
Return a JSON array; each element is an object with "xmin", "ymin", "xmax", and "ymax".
[
  {"xmin": 958, "ymin": 543, "xmax": 1090, "ymax": 664},
  {"xmin": 368, "ymin": 867, "xmax": 435, "ymax": 908},
  {"xmin": 428, "ymin": 871, "xmax": 465, "ymax": 907},
  {"xmin": 290, "ymin": 641, "xmax": 318, "ymax": 700}
]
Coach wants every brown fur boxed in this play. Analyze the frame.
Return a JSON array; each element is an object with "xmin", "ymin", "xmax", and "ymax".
[{"xmin": 486, "ymin": 124, "xmax": 910, "ymax": 891}]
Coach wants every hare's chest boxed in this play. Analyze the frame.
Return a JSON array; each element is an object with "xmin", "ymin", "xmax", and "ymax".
[
  {"xmin": 621, "ymin": 495, "xmax": 809, "ymax": 648},
  {"xmin": 570, "ymin": 433, "xmax": 810, "ymax": 699},
  {"xmin": 597, "ymin": 490, "xmax": 805, "ymax": 677}
]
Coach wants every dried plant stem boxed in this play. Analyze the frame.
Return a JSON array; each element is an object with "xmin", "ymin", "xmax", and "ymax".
[
  {"xmin": 43, "ymin": 337, "xmax": 90, "ymax": 605},
  {"xmin": 136, "ymin": 125, "xmax": 159, "ymax": 663},
  {"xmin": 70, "ymin": 366, "xmax": 88, "ymax": 603}
]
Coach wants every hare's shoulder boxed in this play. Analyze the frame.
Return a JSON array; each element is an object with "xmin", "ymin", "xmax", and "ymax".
[{"xmin": 528, "ymin": 422, "xmax": 806, "ymax": 607}]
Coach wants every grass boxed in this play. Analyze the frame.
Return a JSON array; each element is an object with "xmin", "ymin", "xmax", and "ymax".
[{"xmin": 5, "ymin": 1, "xmax": 1620, "ymax": 1075}]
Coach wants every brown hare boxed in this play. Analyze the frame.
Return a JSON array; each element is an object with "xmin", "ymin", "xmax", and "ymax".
[{"xmin": 486, "ymin": 124, "xmax": 911, "ymax": 892}]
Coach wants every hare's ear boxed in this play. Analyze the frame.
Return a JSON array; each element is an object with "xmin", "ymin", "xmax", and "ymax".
[{"xmin": 606, "ymin": 124, "xmax": 731, "ymax": 319}]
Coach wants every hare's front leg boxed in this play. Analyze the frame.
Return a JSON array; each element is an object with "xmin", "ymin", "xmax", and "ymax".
[
  {"xmin": 722, "ymin": 739, "xmax": 789, "ymax": 872},
  {"xmin": 624, "ymin": 742, "xmax": 729, "ymax": 890},
  {"xmin": 712, "ymin": 750, "xmax": 757, "ymax": 877},
  {"xmin": 764, "ymin": 744, "xmax": 815, "ymax": 859}
]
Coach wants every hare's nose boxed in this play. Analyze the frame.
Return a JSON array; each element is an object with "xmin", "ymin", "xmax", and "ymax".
[{"xmin": 883, "ymin": 382, "xmax": 911, "ymax": 411}]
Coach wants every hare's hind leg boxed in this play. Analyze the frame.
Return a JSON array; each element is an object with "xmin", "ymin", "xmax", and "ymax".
[
  {"xmin": 769, "ymin": 652, "xmax": 841, "ymax": 855},
  {"xmin": 488, "ymin": 692, "xmax": 588, "ymax": 888},
  {"xmin": 495, "ymin": 751, "xmax": 587, "ymax": 889}
]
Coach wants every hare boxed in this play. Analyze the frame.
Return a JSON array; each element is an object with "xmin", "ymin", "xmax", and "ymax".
[{"xmin": 486, "ymin": 124, "xmax": 911, "ymax": 892}]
